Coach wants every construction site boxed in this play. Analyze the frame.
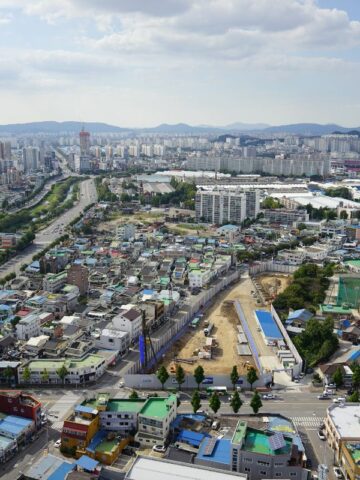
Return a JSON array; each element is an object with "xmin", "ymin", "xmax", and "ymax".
[{"xmin": 161, "ymin": 272, "xmax": 292, "ymax": 376}]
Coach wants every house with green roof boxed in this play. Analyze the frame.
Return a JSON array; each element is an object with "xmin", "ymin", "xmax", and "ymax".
[
  {"xmin": 227, "ymin": 420, "xmax": 306, "ymax": 480},
  {"xmin": 135, "ymin": 394, "xmax": 177, "ymax": 447}
]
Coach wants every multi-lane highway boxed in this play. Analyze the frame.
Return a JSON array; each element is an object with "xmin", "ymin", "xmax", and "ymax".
[{"xmin": 0, "ymin": 177, "xmax": 97, "ymax": 278}]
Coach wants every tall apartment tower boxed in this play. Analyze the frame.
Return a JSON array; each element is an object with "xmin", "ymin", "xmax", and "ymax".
[
  {"xmin": 79, "ymin": 128, "xmax": 91, "ymax": 155},
  {"xmin": 195, "ymin": 189, "xmax": 245, "ymax": 225},
  {"xmin": 67, "ymin": 263, "xmax": 89, "ymax": 295}
]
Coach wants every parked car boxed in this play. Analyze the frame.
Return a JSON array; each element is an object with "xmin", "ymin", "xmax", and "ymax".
[
  {"xmin": 333, "ymin": 397, "xmax": 346, "ymax": 404},
  {"xmin": 317, "ymin": 395, "xmax": 328, "ymax": 400},
  {"xmin": 152, "ymin": 445, "xmax": 166, "ymax": 453},
  {"xmin": 318, "ymin": 431, "xmax": 326, "ymax": 440},
  {"xmin": 54, "ymin": 439, "xmax": 61, "ymax": 448},
  {"xmin": 333, "ymin": 467, "xmax": 343, "ymax": 479}
]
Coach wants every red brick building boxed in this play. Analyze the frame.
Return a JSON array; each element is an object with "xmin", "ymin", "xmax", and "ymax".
[{"xmin": 0, "ymin": 391, "xmax": 42, "ymax": 426}]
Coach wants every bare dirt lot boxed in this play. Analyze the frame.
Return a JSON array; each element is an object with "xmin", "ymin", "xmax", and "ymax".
[
  {"xmin": 256, "ymin": 273, "xmax": 291, "ymax": 301},
  {"xmin": 162, "ymin": 279, "xmax": 256, "ymax": 375}
]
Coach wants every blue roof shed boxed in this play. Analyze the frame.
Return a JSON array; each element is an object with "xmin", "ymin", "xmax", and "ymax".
[{"xmin": 255, "ymin": 310, "xmax": 283, "ymax": 340}]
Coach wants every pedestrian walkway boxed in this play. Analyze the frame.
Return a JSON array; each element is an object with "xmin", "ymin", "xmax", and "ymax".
[{"xmin": 291, "ymin": 416, "xmax": 324, "ymax": 429}]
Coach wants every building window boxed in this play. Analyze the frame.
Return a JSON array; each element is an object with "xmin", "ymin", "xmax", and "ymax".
[
  {"xmin": 290, "ymin": 474, "xmax": 297, "ymax": 477},
  {"xmin": 244, "ymin": 458, "xmax": 252, "ymax": 463},
  {"xmin": 244, "ymin": 468, "xmax": 251, "ymax": 473},
  {"xmin": 275, "ymin": 474, "xmax": 282, "ymax": 477},
  {"xmin": 260, "ymin": 471, "xmax": 267, "ymax": 476}
]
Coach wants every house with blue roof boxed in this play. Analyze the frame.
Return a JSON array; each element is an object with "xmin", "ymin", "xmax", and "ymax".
[
  {"xmin": 0, "ymin": 414, "xmax": 34, "ymax": 444},
  {"xmin": 286, "ymin": 309, "xmax": 313, "ymax": 327}
]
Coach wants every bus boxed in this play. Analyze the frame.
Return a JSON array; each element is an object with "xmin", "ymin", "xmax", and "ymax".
[
  {"xmin": 206, "ymin": 386, "xmax": 228, "ymax": 396},
  {"xmin": 191, "ymin": 317, "xmax": 200, "ymax": 329}
]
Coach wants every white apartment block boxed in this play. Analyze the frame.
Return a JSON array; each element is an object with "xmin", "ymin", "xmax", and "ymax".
[
  {"xmin": 277, "ymin": 249, "xmax": 306, "ymax": 266},
  {"xmin": 112, "ymin": 307, "xmax": 142, "ymax": 343},
  {"xmin": 196, "ymin": 189, "xmax": 245, "ymax": 224},
  {"xmin": 16, "ymin": 313, "xmax": 41, "ymax": 341},
  {"xmin": 188, "ymin": 269, "xmax": 213, "ymax": 288},
  {"xmin": 96, "ymin": 329, "xmax": 130, "ymax": 355}
]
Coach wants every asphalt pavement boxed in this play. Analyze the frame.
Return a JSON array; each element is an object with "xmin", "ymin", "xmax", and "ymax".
[{"xmin": 0, "ymin": 177, "xmax": 97, "ymax": 277}]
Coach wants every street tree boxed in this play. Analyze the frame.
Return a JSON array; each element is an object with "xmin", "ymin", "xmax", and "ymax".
[
  {"xmin": 22, "ymin": 366, "xmax": 31, "ymax": 383},
  {"xmin": 41, "ymin": 369, "xmax": 49, "ymax": 383},
  {"xmin": 129, "ymin": 390, "xmax": 139, "ymax": 400},
  {"xmin": 230, "ymin": 365, "xmax": 239, "ymax": 390},
  {"xmin": 230, "ymin": 390, "xmax": 243, "ymax": 414},
  {"xmin": 56, "ymin": 365, "xmax": 69, "ymax": 385},
  {"xmin": 156, "ymin": 366, "xmax": 169, "ymax": 390},
  {"xmin": 175, "ymin": 365, "xmax": 185, "ymax": 391},
  {"xmin": 194, "ymin": 365, "xmax": 205, "ymax": 390},
  {"xmin": 247, "ymin": 367, "xmax": 258, "ymax": 390},
  {"xmin": 3, "ymin": 366, "xmax": 13, "ymax": 386},
  {"xmin": 209, "ymin": 392, "xmax": 221, "ymax": 414},
  {"xmin": 348, "ymin": 391, "xmax": 359, "ymax": 402},
  {"xmin": 332, "ymin": 367, "xmax": 343, "ymax": 388},
  {"xmin": 191, "ymin": 390, "xmax": 201, "ymax": 413},
  {"xmin": 352, "ymin": 365, "xmax": 360, "ymax": 391},
  {"xmin": 250, "ymin": 391, "xmax": 263, "ymax": 414}
]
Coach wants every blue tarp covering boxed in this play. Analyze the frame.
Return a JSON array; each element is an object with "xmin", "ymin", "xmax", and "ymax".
[
  {"xmin": 348, "ymin": 349, "xmax": 360, "ymax": 362},
  {"xmin": 74, "ymin": 404, "xmax": 97, "ymax": 415},
  {"xmin": 176, "ymin": 429, "xmax": 209, "ymax": 447},
  {"xmin": 197, "ymin": 438, "xmax": 231, "ymax": 465},
  {"xmin": 76, "ymin": 455, "xmax": 99, "ymax": 471},
  {"xmin": 86, "ymin": 430, "xmax": 106, "ymax": 453},
  {"xmin": 255, "ymin": 310, "xmax": 283, "ymax": 340},
  {"xmin": 48, "ymin": 462, "xmax": 74, "ymax": 480}
]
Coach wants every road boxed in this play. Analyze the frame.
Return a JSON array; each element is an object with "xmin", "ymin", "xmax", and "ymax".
[
  {"xmin": 0, "ymin": 178, "xmax": 97, "ymax": 277},
  {"xmin": 2, "ymin": 384, "xmax": 336, "ymax": 479}
]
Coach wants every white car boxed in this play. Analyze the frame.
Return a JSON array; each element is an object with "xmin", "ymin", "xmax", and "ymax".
[
  {"xmin": 333, "ymin": 397, "xmax": 346, "ymax": 404},
  {"xmin": 318, "ymin": 431, "xmax": 326, "ymax": 441},
  {"xmin": 152, "ymin": 445, "xmax": 166, "ymax": 453},
  {"xmin": 54, "ymin": 439, "xmax": 61, "ymax": 448}
]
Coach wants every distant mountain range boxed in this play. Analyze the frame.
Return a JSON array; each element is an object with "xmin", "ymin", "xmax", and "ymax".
[{"xmin": 0, "ymin": 120, "xmax": 359, "ymax": 136}]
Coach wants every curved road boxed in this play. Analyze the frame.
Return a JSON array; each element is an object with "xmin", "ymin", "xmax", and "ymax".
[{"xmin": 0, "ymin": 178, "xmax": 97, "ymax": 277}]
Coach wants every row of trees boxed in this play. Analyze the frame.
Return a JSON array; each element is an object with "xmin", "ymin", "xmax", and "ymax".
[
  {"xmin": 190, "ymin": 389, "xmax": 263, "ymax": 415},
  {"xmin": 2, "ymin": 364, "xmax": 70, "ymax": 385},
  {"xmin": 156, "ymin": 364, "xmax": 259, "ymax": 391}
]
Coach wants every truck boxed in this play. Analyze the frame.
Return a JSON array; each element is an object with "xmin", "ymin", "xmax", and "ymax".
[{"xmin": 203, "ymin": 323, "xmax": 214, "ymax": 336}]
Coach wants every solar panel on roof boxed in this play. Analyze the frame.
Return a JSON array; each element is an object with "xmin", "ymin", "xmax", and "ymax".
[
  {"xmin": 203, "ymin": 437, "xmax": 217, "ymax": 456},
  {"xmin": 268, "ymin": 432, "xmax": 286, "ymax": 451}
]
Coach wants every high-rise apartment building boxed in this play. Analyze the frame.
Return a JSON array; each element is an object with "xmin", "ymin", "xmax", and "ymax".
[
  {"xmin": 67, "ymin": 263, "xmax": 89, "ymax": 295},
  {"xmin": 79, "ymin": 128, "xmax": 90, "ymax": 155},
  {"xmin": 22, "ymin": 147, "xmax": 40, "ymax": 172},
  {"xmin": 196, "ymin": 189, "xmax": 245, "ymax": 224}
]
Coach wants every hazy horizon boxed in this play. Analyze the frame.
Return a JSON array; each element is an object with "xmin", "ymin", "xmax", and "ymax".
[{"xmin": 0, "ymin": 0, "xmax": 359, "ymax": 127}]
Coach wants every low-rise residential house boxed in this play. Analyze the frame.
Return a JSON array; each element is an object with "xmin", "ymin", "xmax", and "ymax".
[
  {"xmin": 324, "ymin": 403, "xmax": 360, "ymax": 463},
  {"xmin": 188, "ymin": 269, "xmax": 213, "ymax": 288},
  {"xmin": 96, "ymin": 329, "xmax": 130, "ymax": 355},
  {"xmin": 43, "ymin": 271, "xmax": 68, "ymax": 293},
  {"xmin": 112, "ymin": 307, "xmax": 142, "ymax": 343},
  {"xmin": 135, "ymin": 395, "xmax": 177, "ymax": 447},
  {"xmin": 16, "ymin": 313, "xmax": 41, "ymax": 341},
  {"xmin": 0, "ymin": 390, "xmax": 41, "ymax": 426},
  {"xmin": 277, "ymin": 249, "xmax": 306, "ymax": 265}
]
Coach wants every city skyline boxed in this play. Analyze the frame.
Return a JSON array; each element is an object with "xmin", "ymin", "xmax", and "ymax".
[{"xmin": 0, "ymin": 1, "xmax": 360, "ymax": 126}]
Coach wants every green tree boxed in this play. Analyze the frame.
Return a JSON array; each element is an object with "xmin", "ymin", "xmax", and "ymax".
[
  {"xmin": 352, "ymin": 365, "xmax": 360, "ymax": 391},
  {"xmin": 247, "ymin": 367, "xmax": 258, "ymax": 390},
  {"xmin": 56, "ymin": 365, "xmax": 69, "ymax": 385},
  {"xmin": 156, "ymin": 366, "xmax": 170, "ymax": 390},
  {"xmin": 332, "ymin": 367, "xmax": 343, "ymax": 388},
  {"xmin": 129, "ymin": 390, "xmax": 139, "ymax": 399},
  {"xmin": 340, "ymin": 210, "xmax": 348, "ymax": 220},
  {"xmin": 191, "ymin": 390, "xmax": 201, "ymax": 413},
  {"xmin": 250, "ymin": 391, "xmax": 263, "ymax": 414},
  {"xmin": 41, "ymin": 369, "xmax": 49, "ymax": 383},
  {"xmin": 175, "ymin": 364, "xmax": 185, "ymax": 391},
  {"xmin": 194, "ymin": 365, "xmax": 205, "ymax": 390},
  {"xmin": 22, "ymin": 366, "xmax": 31, "ymax": 383},
  {"xmin": 230, "ymin": 365, "xmax": 239, "ymax": 391},
  {"xmin": 209, "ymin": 392, "xmax": 221, "ymax": 414},
  {"xmin": 230, "ymin": 390, "xmax": 243, "ymax": 413},
  {"xmin": 3, "ymin": 366, "xmax": 14, "ymax": 386},
  {"xmin": 347, "ymin": 391, "xmax": 359, "ymax": 402}
]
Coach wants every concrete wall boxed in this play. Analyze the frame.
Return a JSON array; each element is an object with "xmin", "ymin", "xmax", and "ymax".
[
  {"xmin": 249, "ymin": 261, "xmax": 297, "ymax": 276},
  {"xmin": 124, "ymin": 371, "xmax": 273, "ymax": 390},
  {"xmin": 271, "ymin": 305, "xmax": 303, "ymax": 377}
]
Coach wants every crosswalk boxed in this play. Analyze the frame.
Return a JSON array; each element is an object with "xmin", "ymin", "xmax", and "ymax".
[{"xmin": 291, "ymin": 417, "xmax": 324, "ymax": 429}]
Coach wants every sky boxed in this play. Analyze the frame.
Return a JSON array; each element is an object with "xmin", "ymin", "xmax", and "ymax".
[{"xmin": 0, "ymin": 0, "xmax": 359, "ymax": 127}]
